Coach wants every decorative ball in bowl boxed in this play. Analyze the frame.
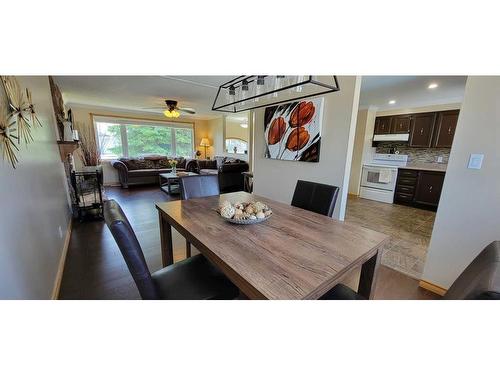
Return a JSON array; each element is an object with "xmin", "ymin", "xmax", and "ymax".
[{"xmin": 217, "ymin": 201, "xmax": 272, "ymax": 224}]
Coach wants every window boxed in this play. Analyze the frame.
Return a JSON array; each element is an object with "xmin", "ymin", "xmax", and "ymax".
[
  {"xmin": 225, "ymin": 138, "xmax": 248, "ymax": 154},
  {"xmin": 126, "ymin": 124, "xmax": 172, "ymax": 157},
  {"xmin": 175, "ymin": 128, "xmax": 195, "ymax": 157},
  {"xmin": 94, "ymin": 116, "xmax": 194, "ymax": 160},
  {"xmin": 96, "ymin": 122, "xmax": 123, "ymax": 160}
]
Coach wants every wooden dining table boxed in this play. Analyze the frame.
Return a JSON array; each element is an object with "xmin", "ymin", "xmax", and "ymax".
[{"xmin": 156, "ymin": 192, "xmax": 389, "ymax": 300}]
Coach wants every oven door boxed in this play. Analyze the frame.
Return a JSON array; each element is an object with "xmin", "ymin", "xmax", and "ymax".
[{"xmin": 361, "ymin": 166, "xmax": 397, "ymax": 191}]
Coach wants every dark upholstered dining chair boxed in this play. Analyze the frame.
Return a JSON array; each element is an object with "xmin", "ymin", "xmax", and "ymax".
[
  {"xmin": 444, "ymin": 241, "xmax": 500, "ymax": 299},
  {"xmin": 103, "ymin": 199, "xmax": 239, "ymax": 300},
  {"xmin": 291, "ymin": 180, "xmax": 340, "ymax": 217},
  {"xmin": 179, "ymin": 174, "xmax": 220, "ymax": 200},
  {"xmin": 178, "ymin": 174, "xmax": 220, "ymax": 257},
  {"xmin": 321, "ymin": 241, "xmax": 500, "ymax": 300}
]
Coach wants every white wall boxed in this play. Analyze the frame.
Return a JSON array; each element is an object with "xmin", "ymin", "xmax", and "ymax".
[
  {"xmin": 206, "ymin": 117, "xmax": 224, "ymax": 158},
  {"xmin": 348, "ymin": 107, "xmax": 376, "ymax": 195},
  {"xmin": 225, "ymin": 117, "xmax": 249, "ymax": 142},
  {"xmin": 0, "ymin": 76, "xmax": 71, "ymax": 299},
  {"xmin": 253, "ymin": 76, "xmax": 361, "ymax": 220},
  {"xmin": 422, "ymin": 76, "xmax": 500, "ymax": 289}
]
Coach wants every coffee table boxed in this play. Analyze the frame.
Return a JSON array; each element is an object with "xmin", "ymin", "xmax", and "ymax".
[{"xmin": 159, "ymin": 172, "xmax": 198, "ymax": 195}]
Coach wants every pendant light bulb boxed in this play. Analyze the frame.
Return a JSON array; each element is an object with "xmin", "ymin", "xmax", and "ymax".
[
  {"xmin": 273, "ymin": 75, "xmax": 285, "ymax": 98},
  {"xmin": 241, "ymin": 79, "xmax": 249, "ymax": 104},
  {"xmin": 254, "ymin": 75, "xmax": 265, "ymax": 102}
]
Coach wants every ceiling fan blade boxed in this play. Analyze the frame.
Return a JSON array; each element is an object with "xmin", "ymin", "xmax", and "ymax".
[
  {"xmin": 142, "ymin": 106, "xmax": 166, "ymax": 110},
  {"xmin": 178, "ymin": 107, "xmax": 196, "ymax": 114}
]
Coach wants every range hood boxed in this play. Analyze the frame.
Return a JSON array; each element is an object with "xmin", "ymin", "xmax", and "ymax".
[{"xmin": 373, "ymin": 133, "xmax": 410, "ymax": 142}]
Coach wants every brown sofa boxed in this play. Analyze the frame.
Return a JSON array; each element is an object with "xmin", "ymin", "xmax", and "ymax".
[
  {"xmin": 111, "ymin": 156, "xmax": 191, "ymax": 188},
  {"xmin": 186, "ymin": 156, "xmax": 249, "ymax": 193}
]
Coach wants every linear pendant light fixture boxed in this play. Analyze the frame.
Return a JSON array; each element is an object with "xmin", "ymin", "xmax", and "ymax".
[{"xmin": 212, "ymin": 75, "xmax": 340, "ymax": 113}]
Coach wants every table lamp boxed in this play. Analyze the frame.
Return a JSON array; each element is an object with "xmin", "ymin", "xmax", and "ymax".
[{"xmin": 200, "ymin": 138, "xmax": 210, "ymax": 159}]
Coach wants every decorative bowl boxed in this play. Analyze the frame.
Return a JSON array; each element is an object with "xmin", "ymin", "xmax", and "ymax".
[
  {"xmin": 216, "ymin": 201, "xmax": 273, "ymax": 225},
  {"xmin": 222, "ymin": 212, "xmax": 272, "ymax": 225}
]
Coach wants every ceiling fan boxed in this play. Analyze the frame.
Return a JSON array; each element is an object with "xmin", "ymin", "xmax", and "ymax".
[{"xmin": 144, "ymin": 99, "xmax": 196, "ymax": 118}]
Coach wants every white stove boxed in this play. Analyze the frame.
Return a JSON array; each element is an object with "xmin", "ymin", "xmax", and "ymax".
[
  {"xmin": 363, "ymin": 153, "xmax": 409, "ymax": 167},
  {"xmin": 359, "ymin": 154, "xmax": 408, "ymax": 203}
]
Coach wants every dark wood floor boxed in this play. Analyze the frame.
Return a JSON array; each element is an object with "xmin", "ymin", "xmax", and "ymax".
[{"xmin": 59, "ymin": 185, "xmax": 438, "ymax": 300}]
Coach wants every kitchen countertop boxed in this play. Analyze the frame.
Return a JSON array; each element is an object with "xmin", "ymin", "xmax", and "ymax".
[{"xmin": 401, "ymin": 162, "xmax": 447, "ymax": 172}]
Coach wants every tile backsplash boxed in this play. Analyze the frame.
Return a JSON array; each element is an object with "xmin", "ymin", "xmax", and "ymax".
[{"xmin": 375, "ymin": 142, "xmax": 450, "ymax": 163}]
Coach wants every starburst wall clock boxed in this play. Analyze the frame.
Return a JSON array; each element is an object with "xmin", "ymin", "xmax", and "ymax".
[{"xmin": 0, "ymin": 76, "xmax": 42, "ymax": 168}]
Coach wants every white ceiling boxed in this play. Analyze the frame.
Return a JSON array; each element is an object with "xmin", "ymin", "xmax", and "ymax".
[
  {"xmin": 54, "ymin": 75, "xmax": 468, "ymax": 120},
  {"xmin": 359, "ymin": 76, "xmax": 467, "ymax": 110},
  {"xmin": 53, "ymin": 75, "xmax": 237, "ymax": 120}
]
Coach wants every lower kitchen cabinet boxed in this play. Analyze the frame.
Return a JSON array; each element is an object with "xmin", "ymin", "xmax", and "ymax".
[
  {"xmin": 394, "ymin": 169, "xmax": 445, "ymax": 209},
  {"xmin": 414, "ymin": 171, "xmax": 445, "ymax": 207}
]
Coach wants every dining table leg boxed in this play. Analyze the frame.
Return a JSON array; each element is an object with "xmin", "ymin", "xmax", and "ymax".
[
  {"xmin": 158, "ymin": 212, "xmax": 173, "ymax": 267},
  {"xmin": 185, "ymin": 240, "xmax": 191, "ymax": 258},
  {"xmin": 357, "ymin": 249, "xmax": 382, "ymax": 299}
]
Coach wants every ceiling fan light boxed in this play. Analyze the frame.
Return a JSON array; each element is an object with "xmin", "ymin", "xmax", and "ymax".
[{"xmin": 164, "ymin": 109, "xmax": 180, "ymax": 118}]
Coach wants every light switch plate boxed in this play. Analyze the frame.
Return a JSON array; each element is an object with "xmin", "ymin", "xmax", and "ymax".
[{"xmin": 468, "ymin": 154, "xmax": 484, "ymax": 169}]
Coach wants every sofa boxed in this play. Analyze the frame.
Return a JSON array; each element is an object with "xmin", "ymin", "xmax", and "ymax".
[
  {"xmin": 186, "ymin": 156, "xmax": 249, "ymax": 193},
  {"xmin": 111, "ymin": 156, "xmax": 190, "ymax": 188}
]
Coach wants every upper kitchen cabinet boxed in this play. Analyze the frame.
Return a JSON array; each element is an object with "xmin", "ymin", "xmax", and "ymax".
[
  {"xmin": 391, "ymin": 115, "xmax": 411, "ymax": 134},
  {"xmin": 433, "ymin": 109, "xmax": 459, "ymax": 147},
  {"xmin": 374, "ymin": 116, "xmax": 392, "ymax": 134},
  {"xmin": 409, "ymin": 112, "xmax": 437, "ymax": 147}
]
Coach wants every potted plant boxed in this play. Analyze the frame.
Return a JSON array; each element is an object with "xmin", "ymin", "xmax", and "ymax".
[
  {"xmin": 74, "ymin": 121, "xmax": 102, "ymax": 180},
  {"xmin": 169, "ymin": 159, "xmax": 178, "ymax": 174}
]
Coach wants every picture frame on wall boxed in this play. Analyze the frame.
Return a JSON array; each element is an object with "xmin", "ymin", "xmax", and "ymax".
[{"xmin": 263, "ymin": 97, "xmax": 324, "ymax": 162}]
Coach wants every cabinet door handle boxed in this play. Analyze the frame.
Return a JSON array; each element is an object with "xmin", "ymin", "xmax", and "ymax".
[
  {"xmin": 448, "ymin": 126, "xmax": 452, "ymax": 134},
  {"xmin": 420, "ymin": 128, "xmax": 424, "ymax": 135},
  {"xmin": 429, "ymin": 185, "xmax": 433, "ymax": 191}
]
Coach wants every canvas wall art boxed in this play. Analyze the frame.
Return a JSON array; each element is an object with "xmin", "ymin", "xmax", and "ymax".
[{"xmin": 264, "ymin": 97, "xmax": 323, "ymax": 162}]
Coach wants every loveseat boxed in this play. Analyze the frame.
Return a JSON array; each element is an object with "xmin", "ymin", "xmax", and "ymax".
[
  {"xmin": 186, "ymin": 156, "xmax": 249, "ymax": 193},
  {"xmin": 111, "ymin": 156, "xmax": 190, "ymax": 188}
]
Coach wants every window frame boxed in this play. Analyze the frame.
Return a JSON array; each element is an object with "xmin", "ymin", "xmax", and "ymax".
[
  {"xmin": 92, "ymin": 114, "xmax": 194, "ymax": 160},
  {"xmin": 225, "ymin": 137, "xmax": 249, "ymax": 155}
]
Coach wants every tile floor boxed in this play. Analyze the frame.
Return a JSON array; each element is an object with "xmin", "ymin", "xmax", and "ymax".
[{"xmin": 345, "ymin": 196, "xmax": 435, "ymax": 279}]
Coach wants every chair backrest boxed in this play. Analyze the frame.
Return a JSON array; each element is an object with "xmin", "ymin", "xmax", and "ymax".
[
  {"xmin": 179, "ymin": 174, "xmax": 220, "ymax": 200},
  {"xmin": 291, "ymin": 180, "xmax": 339, "ymax": 217},
  {"xmin": 103, "ymin": 199, "xmax": 159, "ymax": 299},
  {"xmin": 444, "ymin": 241, "xmax": 500, "ymax": 299}
]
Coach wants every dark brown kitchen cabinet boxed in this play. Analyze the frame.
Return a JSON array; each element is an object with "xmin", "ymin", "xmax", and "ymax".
[
  {"xmin": 409, "ymin": 112, "xmax": 437, "ymax": 147},
  {"xmin": 374, "ymin": 116, "xmax": 392, "ymax": 134},
  {"xmin": 394, "ymin": 169, "xmax": 445, "ymax": 209},
  {"xmin": 414, "ymin": 171, "xmax": 445, "ymax": 207},
  {"xmin": 391, "ymin": 115, "xmax": 411, "ymax": 134},
  {"xmin": 433, "ymin": 110, "xmax": 459, "ymax": 147}
]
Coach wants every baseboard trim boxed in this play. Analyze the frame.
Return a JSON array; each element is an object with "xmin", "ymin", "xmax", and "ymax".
[
  {"xmin": 419, "ymin": 279, "xmax": 447, "ymax": 296},
  {"xmin": 51, "ymin": 218, "xmax": 73, "ymax": 300}
]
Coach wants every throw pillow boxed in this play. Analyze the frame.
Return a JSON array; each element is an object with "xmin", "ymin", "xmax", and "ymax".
[
  {"xmin": 157, "ymin": 158, "xmax": 171, "ymax": 169},
  {"xmin": 120, "ymin": 158, "xmax": 155, "ymax": 170}
]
